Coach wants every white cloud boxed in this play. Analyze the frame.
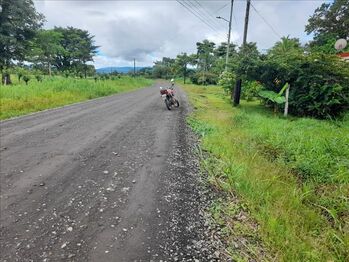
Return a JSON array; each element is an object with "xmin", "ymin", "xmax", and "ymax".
[{"xmin": 34, "ymin": 0, "xmax": 325, "ymax": 68}]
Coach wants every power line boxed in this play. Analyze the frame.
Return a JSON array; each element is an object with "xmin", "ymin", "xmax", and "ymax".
[
  {"xmin": 176, "ymin": 0, "xmax": 227, "ymax": 41},
  {"xmin": 177, "ymin": 0, "xmax": 216, "ymax": 31},
  {"xmin": 250, "ymin": 2, "xmax": 282, "ymax": 39},
  {"xmin": 192, "ymin": 0, "xmax": 226, "ymax": 29},
  {"xmin": 184, "ymin": 0, "xmax": 232, "ymax": 41},
  {"xmin": 215, "ymin": 3, "xmax": 229, "ymax": 13},
  {"xmin": 182, "ymin": 0, "xmax": 226, "ymax": 34}
]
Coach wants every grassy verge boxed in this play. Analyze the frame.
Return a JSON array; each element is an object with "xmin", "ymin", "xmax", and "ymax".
[
  {"xmin": 0, "ymin": 76, "xmax": 153, "ymax": 120},
  {"xmin": 182, "ymin": 84, "xmax": 349, "ymax": 261}
]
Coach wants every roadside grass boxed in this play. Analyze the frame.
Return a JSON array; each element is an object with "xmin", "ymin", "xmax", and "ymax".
[
  {"xmin": 183, "ymin": 84, "xmax": 349, "ymax": 261},
  {"xmin": 0, "ymin": 76, "xmax": 153, "ymax": 120}
]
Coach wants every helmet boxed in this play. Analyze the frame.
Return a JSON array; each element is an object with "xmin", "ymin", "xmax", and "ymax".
[{"xmin": 171, "ymin": 79, "xmax": 174, "ymax": 83}]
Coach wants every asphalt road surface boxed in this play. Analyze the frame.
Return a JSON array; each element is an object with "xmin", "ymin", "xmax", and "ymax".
[{"xmin": 0, "ymin": 81, "xmax": 222, "ymax": 262}]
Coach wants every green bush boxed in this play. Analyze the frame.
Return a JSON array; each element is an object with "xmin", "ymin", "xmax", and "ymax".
[
  {"xmin": 35, "ymin": 75, "xmax": 43, "ymax": 82},
  {"xmin": 242, "ymin": 81, "xmax": 263, "ymax": 101},
  {"xmin": 15, "ymin": 67, "xmax": 27, "ymax": 82},
  {"xmin": 22, "ymin": 75, "xmax": 31, "ymax": 85},
  {"xmin": 218, "ymin": 71, "xmax": 235, "ymax": 94},
  {"xmin": 244, "ymin": 53, "xmax": 349, "ymax": 119},
  {"xmin": 290, "ymin": 54, "xmax": 349, "ymax": 118},
  {"xmin": 190, "ymin": 71, "xmax": 218, "ymax": 85}
]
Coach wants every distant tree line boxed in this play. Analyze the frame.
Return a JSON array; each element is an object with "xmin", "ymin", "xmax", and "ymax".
[{"xmin": 0, "ymin": 0, "xmax": 98, "ymax": 84}]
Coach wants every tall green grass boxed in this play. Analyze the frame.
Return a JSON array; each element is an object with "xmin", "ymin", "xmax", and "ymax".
[
  {"xmin": 0, "ymin": 76, "xmax": 153, "ymax": 120},
  {"xmin": 234, "ymin": 104, "xmax": 349, "ymax": 183},
  {"xmin": 183, "ymin": 84, "xmax": 349, "ymax": 261}
]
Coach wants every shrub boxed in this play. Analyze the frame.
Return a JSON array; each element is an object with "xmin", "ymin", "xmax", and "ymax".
[
  {"xmin": 190, "ymin": 71, "xmax": 218, "ymax": 85},
  {"xmin": 35, "ymin": 75, "xmax": 43, "ymax": 82},
  {"xmin": 218, "ymin": 71, "xmax": 235, "ymax": 94},
  {"xmin": 290, "ymin": 54, "xmax": 349, "ymax": 118},
  {"xmin": 242, "ymin": 81, "xmax": 263, "ymax": 101},
  {"xmin": 15, "ymin": 67, "xmax": 27, "ymax": 82},
  {"xmin": 22, "ymin": 75, "xmax": 31, "ymax": 85},
  {"xmin": 244, "ymin": 53, "xmax": 349, "ymax": 118}
]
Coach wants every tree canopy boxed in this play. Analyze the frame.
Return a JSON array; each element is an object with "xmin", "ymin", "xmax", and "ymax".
[
  {"xmin": 30, "ymin": 29, "xmax": 64, "ymax": 75},
  {"xmin": 0, "ymin": 0, "xmax": 44, "ymax": 70},
  {"xmin": 52, "ymin": 27, "xmax": 98, "ymax": 75},
  {"xmin": 306, "ymin": 0, "xmax": 349, "ymax": 53},
  {"xmin": 0, "ymin": 0, "xmax": 98, "ymax": 80}
]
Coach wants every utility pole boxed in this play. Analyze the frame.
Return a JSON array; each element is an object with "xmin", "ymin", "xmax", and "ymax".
[
  {"xmin": 216, "ymin": 0, "xmax": 234, "ymax": 71},
  {"xmin": 133, "ymin": 58, "xmax": 136, "ymax": 77},
  {"xmin": 225, "ymin": 0, "xmax": 234, "ymax": 71},
  {"xmin": 243, "ymin": 0, "xmax": 251, "ymax": 46},
  {"xmin": 233, "ymin": 0, "xmax": 251, "ymax": 106}
]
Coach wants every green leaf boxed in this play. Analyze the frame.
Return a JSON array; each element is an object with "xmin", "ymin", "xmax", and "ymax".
[
  {"xmin": 278, "ymin": 83, "xmax": 289, "ymax": 96},
  {"xmin": 274, "ymin": 96, "xmax": 286, "ymax": 104}
]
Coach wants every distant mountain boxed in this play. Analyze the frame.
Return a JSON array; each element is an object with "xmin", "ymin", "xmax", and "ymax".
[{"xmin": 96, "ymin": 67, "xmax": 147, "ymax": 74}]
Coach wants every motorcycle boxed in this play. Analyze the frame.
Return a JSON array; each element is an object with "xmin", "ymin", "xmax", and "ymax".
[{"xmin": 160, "ymin": 86, "xmax": 179, "ymax": 110}]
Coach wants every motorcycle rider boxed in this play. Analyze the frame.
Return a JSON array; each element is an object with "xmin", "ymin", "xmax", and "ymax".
[{"xmin": 170, "ymin": 78, "xmax": 175, "ymax": 89}]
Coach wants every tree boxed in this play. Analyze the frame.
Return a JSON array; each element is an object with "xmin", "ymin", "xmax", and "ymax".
[
  {"xmin": 306, "ymin": 33, "xmax": 339, "ymax": 54},
  {"xmin": 235, "ymin": 42, "xmax": 260, "ymax": 78},
  {"xmin": 196, "ymin": 40, "xmax": 216, "ymax": 72},
  {"xmin": 31, "ymin": 29, "xmax": 64, "ymax": 76},
  {"xmin": 152, "ymin": 57, "xmax": 176, "ymax": 79},
  {"xmin": 214, "ymin": 42, "xmax": 237, "ymax": 58},
  {"xmin": 213, "ymin": 42, "xmax": 238, "ymax": 74},
  {"xmin": 268, "ymin": 36, "xmax": 303, "ymax": 56},
  {"xmin": 75, "ymin": 30, "xmax": 98, "ymax": 78},
  {"xmin": 0, "ymin": 0, "xmax": 44, "ymax": 84},
  {"xmin": 53, "ymin": 27, "xmax": 98, "ymax": 76},
  {"xmin": 175, "ymin": 53, "xmax": 195, "ymax": 84},
  {"xmin": 306, "ymin": 0, "xmax": 349, "ymax": 53},
  {"xmin": 195, "ymin": 40, "xmax": 217, "ymax": 85}
]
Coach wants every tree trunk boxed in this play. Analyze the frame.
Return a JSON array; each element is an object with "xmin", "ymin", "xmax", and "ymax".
[
  {"xmin": 2, "ymin": 72, "xmax": 12, "ymax": 85},
  {"xmin": 48, "ymin": 61, "xmax": 52, "ymax": 76},
  {"xmin": 84, "ymin": 63, "xmax": 87, "ymax": 79},
  {"xmin": 233, "ymin": 79, "xmax": 242, "ymax": 106},
  {"xmin": 183, "ymin": 64, "xmax": 187, "ymax": 84}
]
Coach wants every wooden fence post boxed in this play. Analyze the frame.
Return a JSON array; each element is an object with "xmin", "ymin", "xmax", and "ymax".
[{"xmin": 284, "ymin": 84, "xmax": 290, "ymax": 117}]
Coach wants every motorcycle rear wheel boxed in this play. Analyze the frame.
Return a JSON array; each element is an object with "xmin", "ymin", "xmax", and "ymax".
[
  {"xmin": 174, "ymin": 100, "xmax": 179, "ymax": 107},
  {"xmin": 165, "ymin": 99, "xmax": 171, "ymax": 110}
]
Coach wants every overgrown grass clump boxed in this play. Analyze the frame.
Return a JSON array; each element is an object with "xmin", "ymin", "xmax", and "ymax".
[
  {"xmin": 0, "ymin": 76, "xmax": 153, "ymax": 120},
  {"xmin": 183, "ymin": 84, "xmax": 349, "ymax": 261},
  {"xmin": 233, "ymin": 105, "xmax": 349, "ymax": 183}
]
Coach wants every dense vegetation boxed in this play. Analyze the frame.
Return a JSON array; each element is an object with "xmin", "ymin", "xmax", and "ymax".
[
  {"xmin": 179, "ymin": 1, "xmax": 348, "ymax": 261},
  {"xmin": 152, "ymin": 0, "xmax": 348, "ymax": 119},
  {"xmin": 183, "ymin": 84, "xmax": 349, "ymax": 261}
]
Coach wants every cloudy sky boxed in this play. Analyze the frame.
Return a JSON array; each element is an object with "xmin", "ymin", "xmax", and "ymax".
[{"xmin": 34, "ymin": 0, "xmax": 329, "ymax": 68}]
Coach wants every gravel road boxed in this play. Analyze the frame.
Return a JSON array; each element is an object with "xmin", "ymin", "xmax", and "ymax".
[{"xmin": 0, "ymin": 81, "xmax": 224, "ymax": 262}]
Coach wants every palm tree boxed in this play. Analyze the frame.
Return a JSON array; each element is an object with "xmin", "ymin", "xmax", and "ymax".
[{"xmin": 269, "ymin": 36, "xmax": 302, "ymax": 56}]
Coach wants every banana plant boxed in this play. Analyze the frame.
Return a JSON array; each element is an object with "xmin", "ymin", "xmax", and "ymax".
[
  {"xmin": 259, "ymin": 83, "xmax": 289, "ymax": 103},
  {"xmin": 258, "ymin": 83, "xmax": 289, "ymax": 113}
]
